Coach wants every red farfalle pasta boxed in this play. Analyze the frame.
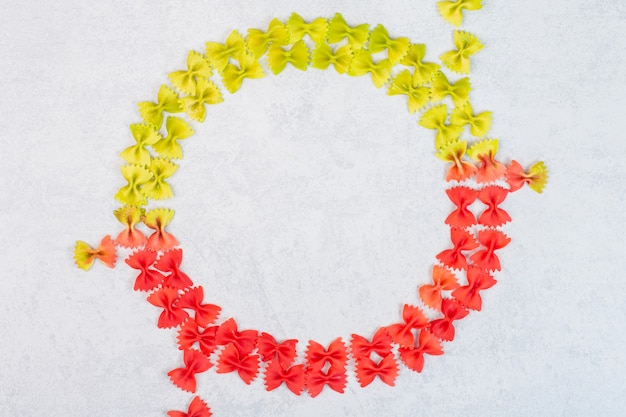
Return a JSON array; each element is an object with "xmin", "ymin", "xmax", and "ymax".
[
  {"xmin": 470, "ymin": 229, "xmax": 511, "ymax": 271},
  {"xmin": 436, "ymin": 228, "xmax": 479, "ymax": 270},
  {"xmin": 216, "ymin": 343, "xmax": 260, "ymax": 385},
  {"xmin": 385, "ymin": 304, "xmax": 429, "ymax": 347},
  {"xmin": 445, "ymin": 186, "xmax": 478, "ymax": 229},
  {"xmin": 354, "ymin": 353, "xmax": 399, "ymax": 387},
  {"xmin": 350, "ymin": 327, "xmax": 393, "ymax": 361},
  {"xmin": 154, "ymin": 249, "xmax": 193, "ymax": 290},
  {"xmin": 125, "ymin": 249, "xmax": 165, "ymax": 291},
  {"xmin": 175, "ymin": 286, "xmax": 221, "ymax": 327},
  {"xmin": 264, "ymin": 359, "xmax": 306, "ymax": 395},
  {"xmin": 146, "ymin": 287, "xmax": 189, "ymax": 328},
  {"xmin": 168, "ymin": 349, "xmax": 212, "ymax": 393},
  {"xmin": 429, "ymin": 298, "xmax": 469, "ymax": 341},
  {"xmin": 167, "ymin": 396, "xmax": 212, "ymax": 417},
  {"xmin": 257, "ymin": 332, "xmax": 298, "ymax": 367},
  {"xmin": 419, "ymin": 265, "xmax": 460, "ymax": 311},
  {"xmin": 305, "ymin": 338, "xmax": 348, "ymax": 372},
  {"xmin": 215, "ymin": 318, "xmax": 258, "ymax": 356},
  {"xmin": 177, "ymin": 319, "xmax": 219, "ymax": 356},
  {"xmin": 452, "ymin": 266, "xmax": 497, "ymax": 311},
  {"xmin": 143, "ymin": 208, "xmax": 179, "ymax": 251},
  {"xmin": 398, "ymin": 329, "xmax": 443, "ymax": 373},
  {"xmin": 477, "ymin": 185, "xmax": 511, "ymax": 226},
  {"xmin": 305, "ymin": 365, "xmax": 347, "ymax": 398}
]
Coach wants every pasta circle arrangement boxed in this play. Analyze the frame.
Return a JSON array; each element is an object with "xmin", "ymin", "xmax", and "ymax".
[{"xmin": 74, "ymin": 10, "xmax": 548, "ymax": 415}]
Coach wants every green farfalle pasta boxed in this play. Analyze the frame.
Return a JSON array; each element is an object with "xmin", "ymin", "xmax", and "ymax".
[
  {"xmin": 205, "ymin": 30, "xmax": 248, "ymax": 72},
  {"xmin": 152, "ymin": 116, "xmax": 194, "ymax": 159},
  {"xmin": 120, "ymin": 124, "xmax": 162, "ymax": 166},
  {"xmin": 400, "ymin": 44, "xmax": 441, "ymax": 85},
  {"xmin": 221, "ymin": 52, "xmax": 265, "ymax": 94},
  {"xmin": 267, "ymin": 40, "xmax": 310, "ymax": 75},
  {"xmin": 141, "ymin": 157, "xmax": 178, "ymax": 200},
  {"xmin": 437, "ymin": 0, "xmax": 483, "ymax": 27},
  {"xmin": 311, "ymin": 43, "xmax": 353, "ymax": 74},
  {"xmin": 286, "ymin": 13, "xmax": 328, "ymax": 44},
  {"xmin": 369, "ymin": 24, "xmax": 410, "ymax": 66},
  {"xmin": 327, "ymin": 13, "xmax": 369, "ymax": 50},
  {"xmin": 419, "ymin": 104, "xmax": 463, "ymax": 149},
  {"xmin": 137, "ymin": 85, "xmax": 182, "ymax": 129},
  {"xmin": 348, "ymin": 50, "xmax": 392, "ymax": 88},
  {"xmin": 430, "ymin": 71, "xmax": 471, "ymax": 108},
  {"xmin": 178, "ymin": 78, "xmax": 223, "ymax": 122},
  {"xmin": 168, "ymin": 51, "xmax": 212, "ymax": 95},
  {"xmin": 450, "ymin": 102, "xmax": 492, "ymax": 137},
  {"xmin": 114, "ymin": 164, "xmax": 153, "ymax": 206},
  {"xmin": 387, "ymin": 70, "xmax": 430, "ymax": 114},
  {"xmin": 247, "ymin": 18, "xmax": 289, "ymax": 57},
  {"xmin": 440, "ymin": 31, "xmax": 483, "ymax": 74}
]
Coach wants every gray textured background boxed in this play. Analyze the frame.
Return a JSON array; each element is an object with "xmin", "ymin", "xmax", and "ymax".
[{"xmin": 1, "ymin": 0, "xmax": 625, "ymax": 416}]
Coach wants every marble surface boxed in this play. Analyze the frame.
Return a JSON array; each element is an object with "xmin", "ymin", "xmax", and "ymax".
[{"xmin": 1, "ymin": 1, "xmax": 625, "ymax": 416}]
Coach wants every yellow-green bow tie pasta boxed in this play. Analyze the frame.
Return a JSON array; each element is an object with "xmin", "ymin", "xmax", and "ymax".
[
  {"xmin": 247, "ymin": 18, "xmax": 289, "ymax": 58},
  {"xmin": 312, "ymin": 43, "xmax": 353, "ymax": 74},
  {"xmin": 115, "ymin": 164, "xmax": 153, "ymax": 206},
  {"xmin": 267, "ymin": 40, "xmax": 310, "ymax": 75},
  {"xmin": 221, "ymin": 52, "xmax": 265, "ymax": 94},
  {"xmin": 369, "ymin": 24, "xmax": 410, "ymax": 66},
  {"xmin": 430, "ymin": 71, "xmax": 471, "ymax": 108},
  {"xmin": 400, "ymin": 44, "xmax": 441, "ymax": 85},
  {"xmin": 287, "ymin": 13, "xmax": 328, "ymax": 44},
  {"xmin": 348, "ymin": 50, "xmax": 392, "ymax": 88},
  {"xmin": 205, "ymin": 30, "xmax": 248, "ymax": 72},
  {"xmin": 419, "ymin": 104, "xmax": 463, "ymax": 149},
  {"xmin": 137, "ymin": 85, "xmax": 182, "ymax": 129},
  {"xmin": 437, "ymin": 0, "xmax": 483, "ymax": 27},
  {"xmin": 120, "ymin": 124, "xmax": 162, "ymax": 166},
  {"xmin": 387, "ymin": 70, "xmax": 431, "ymax": 114},
  {"xmin": 168, "ymin": 51, "xmax": 213, "ymax": 95},
  {"xmin": 327, "ymin": 13, "xmax": 369, "ymax": 50},
  {"xmin": 141, "ymin": 157, "xmax": 178, "ymax": 200},
  {"xmin": 450, "ymin": 102, "xmax": 492, "ymax": 137},
  {"xmin": 152, "ymin": 116, "xmax": 194, "ymax": 159},
  {"xmin": 440, "ymin": 31, "xmax": 483, "ymax": 74},
  {"xmin": 179, "ymin": 78, "xmax": 223, "ymax": 122}
]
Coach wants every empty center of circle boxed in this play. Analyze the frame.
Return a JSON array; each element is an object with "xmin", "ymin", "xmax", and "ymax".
[{"xmin": 174, "ymin": 69, "xmax": 447, "ymax": 343}]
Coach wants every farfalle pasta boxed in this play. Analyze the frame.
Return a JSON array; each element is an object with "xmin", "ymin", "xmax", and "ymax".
[
  {"xmin": 216, "ymin": 343, "xmax": 260, "ymax": 385},
  {"xmin": 437, "ymin": 0, "xmax": 483, "ymax": 27},
  {"xmin": 369, "ymin": 24, "xmax": 410, "ymax": 65},
  {"xmin": 168, "ymin": 51, "xmax": 213, "ymax": 95},
  {"xmin": 138, "ymin": 85, "xmax": 181, "ymax": 129},
  {"xmin": 74, "ymin": 10, "xmax": 549, "ymax": 415},
  {"xmin": 387, "ymin": 70, "xmax": 431, "ymax": 113},
  {"xmin": 286, "ymin": 13, "xmax": 328, "ymax": 44},
  {"xmin": 264, "ymin": 359, "xmax": 306, "ymax": 395},
  {"xmin": 113, "ymin": 205, "xmax": 146, "ymax": 248},
  {"xmin": 311, "ymin": 43, "xmax": 353, "ymax": 74},
  {"xmin": 327, "ymin": 13, "xmax": 369, "ymax": 50},
  {"xmin": 167, "ymin": 396, "xmax": 212, "ymax": 417},
  {"xmin": 440, "ymin": 31, "xmax": 484, "ymax": 74},
  {"xmin": 267, "ymin": 40, "xmax": 310, "ymax": 74},
  {"xmin": 348, "ymin": 49, "xmax": 392, "ymax": 88}
]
